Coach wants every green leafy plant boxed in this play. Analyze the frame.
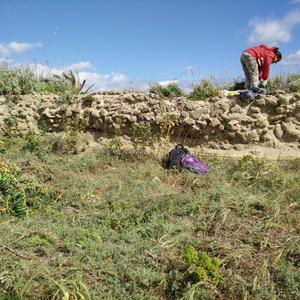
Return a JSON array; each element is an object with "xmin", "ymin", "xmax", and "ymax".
[
  {"xmin": 22, "ymin": 131, "xmax": 42, "ymax": 153},
  {"xmin": 184, "ymin": 245, "xmax": 222, "ymax": 285},
  {"xmin": 149, "ymin": 82, "xmax": 184, "ymax": 97},
  {"xmin": 81, "ymin": 95, "xmax": 95, "ymax": 107},
  {"xmin": 0, "ymin": 68, "xmax": 22, "ymax": 95},
  {"xmin": 0, "ymin": 162, "xmax": 56, "ymax": 216},
  {"xmin": 189, "ymin": 78, "xmax": 220, "ymax": 101},
  {"xmin": 107, "ymin": 136, "xmax": 123, "ymax": 157},
  {"xmin": 0, "ymin": 168, "xmax": 27, "ymax": 217},
  {"xmin": 0, "ymin": 66, "xmax": 95, "ymax": 96},
  {"xmin": 132, "ymin": 122, "xmax": 156, "ymax": 150},
  {"xmin": 159, "ymin": 113, "xmax": 179, "ymax": 138},
  {"xmin": 273, "ymin": 259, "xmax": 300, "ymax": 296},
  {"xmin": 287, "ymin": 73, "xmax": 300, "ymax": 92}
]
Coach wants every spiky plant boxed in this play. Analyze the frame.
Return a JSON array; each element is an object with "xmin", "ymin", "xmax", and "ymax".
[{"xmin": 61, "ymin": 70, "xmax": 95, "ymax": 94}]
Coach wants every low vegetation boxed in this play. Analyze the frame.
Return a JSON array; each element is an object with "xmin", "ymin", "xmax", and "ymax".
[
  {"xmin": 2, "ymin": 65, "xmax": 300, "ymax": 101},
  {"xmin": 149, "ymin": 82, "xmax": 184, "ymax": 98},
  {"xmin": 0, "ymin": 67, "xmax": 69, "ymax": 96},
  {"xmin": 0, "ymin": 135, "xmax": 299, "ymax": 299},
  {"xmin": 268, "ymin": 73, "xmax": 300, "ymax": 93},
  {"xmin": 0, "ymin": 66, "xmax": 93, "ymax": 97},
  {"xmin": 189, "ymin": 79, "xmax": 221, "ymax": 101}
]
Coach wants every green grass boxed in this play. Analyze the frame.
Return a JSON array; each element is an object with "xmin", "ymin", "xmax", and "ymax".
[
  {"xmin": 0, "ymin": 66, "xmax": 74, "ymax": 96},
  {"xmin": 0, "ymin": 136, "xmax": 299, "ymax": 299},
  {"xmin": 188, "ymin": 79, "xmax": 220, "ymax": 101},
  {"xmin": 149, "ymin": 82, "xmax": 184, "ymax": 98}
]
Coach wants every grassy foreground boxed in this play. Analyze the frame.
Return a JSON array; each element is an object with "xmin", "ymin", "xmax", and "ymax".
[{"xmin": 0, "ymin": 136, "xmax": 299, "ymax": 300}]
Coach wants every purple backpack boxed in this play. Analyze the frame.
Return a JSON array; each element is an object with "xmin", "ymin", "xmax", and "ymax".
[{"xmin": 181, "ymin": 154, "xmax": 209, "ymax": 175}]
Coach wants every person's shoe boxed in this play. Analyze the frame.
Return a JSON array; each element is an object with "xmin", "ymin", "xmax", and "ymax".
[{"xmin": 252, "ymin": 87, "xmax": 266, "ymax": 95}]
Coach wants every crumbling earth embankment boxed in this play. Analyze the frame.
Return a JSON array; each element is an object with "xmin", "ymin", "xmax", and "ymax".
[{"xmin": 0, "ymin": 92, "xmax": 299, "ymax": 156}]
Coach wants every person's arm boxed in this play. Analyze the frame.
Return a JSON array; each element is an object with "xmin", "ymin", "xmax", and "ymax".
[{"xmin": 261, "ymin": 62, "xmax": 270, "ymax": 81}]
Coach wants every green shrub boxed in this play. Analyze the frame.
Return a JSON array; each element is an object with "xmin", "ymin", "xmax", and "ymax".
[
  {"xmin": 36, "ymin": 77, "xmax": 71, "ymax": 94},
  {"xmin": 0, "ymin": 66, "xmax": 75, "ymax": 95},
  {"xmin": 184, "ymin": 245, "xmax": 199, "ymax": 265},
  {"xmin": 81, "ymin": 95, "xmax": 95, "ymax": 107},
  {"xmin": 149, "ymin": 82, "xmax": 184, "ymax": 97},
  {"xmin": 188, "ymin": 79, "xmax": 220, "ymax": 101},
  {"xmin": 184, "ymin": 245, "xmax": 222, "ymax": 285},
  {"xmin": 22, "ymin": 131, "xmax": 42, "ymax": 153},
  {"xmin": 0, "ymin": 162, "xmax": 56, "ymax": 216},
  {"xmin": 274, "ymin": 260, "xmax": 300, "ymax": 296},
  {"xmin": 287, "ymin": 73, "xmax": 300, "ymax": 92},
  {"xmin": 0, "ymin": 68, "xmax": 22, "ymax": 95},
  {"xmin": 132, "ymin": 122, "xmax": 154, "ymax": 147}
]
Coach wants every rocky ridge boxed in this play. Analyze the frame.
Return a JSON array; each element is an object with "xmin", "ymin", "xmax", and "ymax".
[{"xmin": 0, "ymin": 92, "xmax": 299, "ymax": 151}]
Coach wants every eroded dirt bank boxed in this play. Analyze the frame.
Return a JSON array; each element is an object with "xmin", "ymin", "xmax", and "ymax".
[{"xmin": 0, "ymin": 92, "xmax": 299, "ymax": 157}]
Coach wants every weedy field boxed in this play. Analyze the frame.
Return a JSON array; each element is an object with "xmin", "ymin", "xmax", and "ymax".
[{"xmin": 0, "ymin": 135, "xmax": 299, "ymax": 300}]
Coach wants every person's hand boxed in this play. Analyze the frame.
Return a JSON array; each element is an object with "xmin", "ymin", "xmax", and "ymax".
[{"xmin": 260, "ymin": 80, "xmax": 268, "ymax": 88}]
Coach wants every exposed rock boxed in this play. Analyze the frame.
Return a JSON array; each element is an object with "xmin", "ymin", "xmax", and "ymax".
[
  {"xmin": 250, "ymin": 106, "xmax": 260, "ymax": 114},
  {"xmin": 275, "ymin": 106, "xmax": 286, "ymax": 114},
  {"xmin": 41, "ymin": 107, "xmax": 53, "ymax": 118},
  {"xmin": 269, "ymin": 114, "xmax": 284, "ymax": 122},
  {"xmin": 253, "ymin": 98, "xmax": 266, "ymax": 107},
  {"xmin": 282, "ymin": 122, "xmax": 300, "ymax": 141},
  {"xmin": 0, "ymin": 92, "xmax": 299, "ymax": 150},
  {"xmin": 278, "ymin": 95, "xmax": 292, "ymax": 106},
  {"xmin": 234, "ymin": 144, "xmax": 244, "ymax": 151},
  {"xmin": 260, "ymin": 133, "xmax": 276, "ymax": 143},
  {"xmin": 211, "ymin": 118, "xmax": 221, "ymax": 127},
  {"xmin": 183, "ymin": 116, "xmax": 195, "ymax": 126},
  {"xmin": 255, "ymin": 116, "xmax": 268, "ymax": 128},
  {"xmin": 219, "ymin": 124, "xmax": 225, "ymax": 131},
  {"xmin": 235, "ymin": 131, "xmax": 248, "ymax": 143},
  {"xmin": 274, "ymin": 124, "xmax": 283, "ymax": 139},
  {"xmin": 226, "ymin": 119, "xmax": 240, "ymax": 132},
  {"xmin": 248, "ymin": 130, "xmax": 260, "ymax": 142}
]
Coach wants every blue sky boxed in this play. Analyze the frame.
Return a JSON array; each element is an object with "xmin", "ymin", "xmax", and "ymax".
[{"xmin": 1, "ymin": 0, "xmax": 300, "ymax": 90}]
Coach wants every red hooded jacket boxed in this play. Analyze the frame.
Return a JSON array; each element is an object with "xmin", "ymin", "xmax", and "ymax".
[{"xmin": 245, "ymin": 45, "xmax": 277, "ymax": 81}]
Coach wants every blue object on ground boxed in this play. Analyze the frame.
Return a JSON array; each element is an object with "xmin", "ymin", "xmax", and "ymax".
[
  {"xmin": 239, "ymin": 90, "xmax": 256, "ymax": 101},
  {"xmin": 239, "ymin": 87, "xmax": 267, "ymax": 101},
  {"xmin": 252, "ymin": 87, "xmax": 267, "ymax": 95}
]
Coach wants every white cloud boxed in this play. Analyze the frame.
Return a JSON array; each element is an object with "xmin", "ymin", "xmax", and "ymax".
[
  {"xmin": 8, "ymin": 41, "xmax": 42, "ymax": 53},
  {"xmin": 67, "ymin": 61, "xmax": 92, "ymax": 71},
  {"xmin": 248, "ymin": 11, "xmax": 300, "ymax": 44},
  {"xmin": 291, "ymin": 0, "xmax": 300, "ymax": 4},
  {"xmin": 27, "ymin": 61, "xmax": 91, "ymax": 77},
  {"xmin": 0, "ymin": 41, "xmax": 42, "ymax": 57},
  {"xmin": 282, "ymin": 49, "xmax": 300, "ymax": 65},
  {"xmin": 158, "ymin": 80, "xmax": 179, "ymax": 86},
  {"xmin": 78, "ymin": 71, "xmax": 128, "ymax": 90}
]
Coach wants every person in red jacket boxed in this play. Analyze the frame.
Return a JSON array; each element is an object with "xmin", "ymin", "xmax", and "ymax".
[{"xmin": 240, "ymin": 45, "xmax": 282, "ymax": 90}]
